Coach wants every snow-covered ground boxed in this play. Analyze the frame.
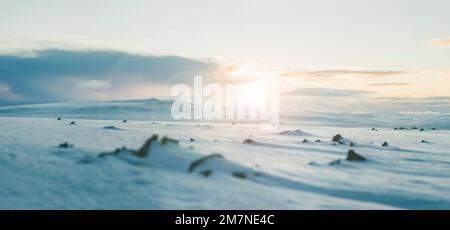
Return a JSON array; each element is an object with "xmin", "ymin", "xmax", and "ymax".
[{"xmin": 1, "ymin": 100, "xmax": 450, "ymax": 209}]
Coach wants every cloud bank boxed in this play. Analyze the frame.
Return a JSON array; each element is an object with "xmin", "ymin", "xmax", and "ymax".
[
  {"xmin": 367, "ymin": 82, "xmax": 412, "ymax": 87},
  {"xmin": 282, "ymin": 69, "xmax": 410, "ymax": 80},
  {"xmin": 0, "ymin": 49, "xmax": 219, "ymax": 101},
  {"xmin": 285, "ymin": 88, "xmax": 370, "ymax": 98}
]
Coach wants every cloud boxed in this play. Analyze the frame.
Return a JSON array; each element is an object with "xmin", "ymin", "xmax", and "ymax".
[
  {"xmin": 428, "ymin": 37, "xmax": 450, "ymax": 47},
  {"xmin": 0, "ymin": 49, "xmax": 219, "ymax": 101},
  {"xmin": 285, "ymin": 87, "xmax": 371, "ymax": 97},
  {"xmin": 282, "ymin": 69, "xmax": 411, "ymax": 80},
  {"xmin": 367, "ymin": 82, "xmax": 412, "ymax": 87}
]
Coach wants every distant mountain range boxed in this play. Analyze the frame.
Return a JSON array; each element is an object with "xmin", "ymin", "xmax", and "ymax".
[
  {"xmin": 1, "ymin": 97, "xmax": 450, "ymax": 129},
  {"xmin": 0, "ymin": 98, "xmax": 174, "ymax": 121}
]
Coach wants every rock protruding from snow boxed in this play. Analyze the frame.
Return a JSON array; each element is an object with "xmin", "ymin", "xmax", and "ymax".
[
  {"xmin": 188, "ymin": 154, "xmax": 224, "ymax": 172},
  {"xmin": 332, "ymin": 134, "xmax": 344, "ymax": 144},
  {"xmin": 58, "ymin": 142, "xmax": 73, "ymax": 148},
  {"xmin": 329, "ymin": 159, "xmax": 341, "ymax": 165},
  {"xmin": 133, "ymin": 135, "xmax": 159, "ymax": 158},
  {"xmin": 188, "ymin": 153, "xmax": 255, "ymax": 179},
  {"xmin": 160, "ymin": 136, "xmax": 179, "ymax": 145},
  {"xmin": 97, "ymin": 135, "xmax": 258, "ymax": 180},
  {"xmin": 243, "ymin": 138, "xmax": 256, "ymax": 144},
  {"xmin": 346, "ymin": 149, "xmax": 366, "ymax": 161},
  {"xmin": 231, "ymin": 172, "xmax": 247, "ymax": 179},
  {"xmin": 382, "ymin": 142, "xmax": 389, "ymax": 147}
]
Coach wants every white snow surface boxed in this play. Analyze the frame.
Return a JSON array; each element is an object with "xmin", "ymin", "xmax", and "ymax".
[{"xmin": 1, "ymin": 100, "xmax": 450, "ymax": 209}]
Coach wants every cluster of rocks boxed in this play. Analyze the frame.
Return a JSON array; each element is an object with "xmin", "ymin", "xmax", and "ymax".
[
  {"xmin": 394, "ymin": 127, "xmax": 435, "ymax": 131},
  {"xmin": 301, "ymin": 139, "xmax": 321, "ymax": 143},
  {"xmin": 76, "ymin": 134, "xmax": 253, "ymax": 180},
  {"xmin": 188, "ymin": 153, "xmax": 250, "ymax": 179},
  {"xmin": 58, "ymin": 117, "xmax": 130, "ymax": 126},
  {"xmin": 98, "ymin": 135, "xmax": 179, "ymax": 159}
]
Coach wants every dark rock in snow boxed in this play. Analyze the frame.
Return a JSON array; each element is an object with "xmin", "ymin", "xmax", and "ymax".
[
  {"xmin": 315, "ymin": 139, "xmax": 321, "ymax": 143},
  {"xmin": 58, "ymin": 142, "xmax": 73, "ymax": 148},
  {"xmin": 57, "ymin": 117, "xmax": 62, "ymax": 120},
  {"xmin": 346, "ymin": 149, "xmax": 366, "ymax": 161},
  {"xmin": 160, "ymin": 136, "xmax": 179, "ymax": 145},
  {"xmin": 188, "ymin": 153, "xmax": 224, "ymax": 172},
  {"xmin": 70, "ymin": 121, "xmax": 76, "ymax": 125},
  {"xmin": 200, "ymin": 170, "xmax": 213, "ymax": 177},
  {"xmin": 349, "ymin": 142, "xmax": 355, "ymax": 147},
  {"xmin": 302, "ymin": 139, "xmax": 308, "ymax": 143},
  {"xmin": 329, "ymin": 159, "xmax": 341, "ymax": 165},
  {"xmin": 132, "ymin": 135, "xmax": 158, "ymax": 158},
  {"xmin": 190, "ymin": 138, "xmax": 195, "ymax": 142},
  {"xmin": 420, "ymin": 128, "xmax": 425, "ymax": 131},
  {"xmin": 332, "ymin": 134, "xmax": 344, "ymax": 143},
  {"xmin": 243, "ymin": 138, "xmax": 256, "ymax": 144},
  {"xmin": 382, "ymin": 141, "xmax": 389, "ymax": 147},
  {"xmin": 97, "ymin": 135, "xmax": 180, "ymax": 160},
  {"xmin": 122, "ymin": 119, "xmax": 127, "ymax": 123},
  {"xmin": 231, "ymin": 172, "xmax": 247, "ymax": 179}
]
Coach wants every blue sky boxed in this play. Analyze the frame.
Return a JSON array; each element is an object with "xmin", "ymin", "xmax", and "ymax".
[{"xmin": 0, "ymin": 0, "xmax": 449, "ymax": 101}]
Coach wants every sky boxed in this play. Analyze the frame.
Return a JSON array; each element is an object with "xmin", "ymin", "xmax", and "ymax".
[{"xmin": 0, "ymin": 0, "xmax": 449, "ymax": 102}]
